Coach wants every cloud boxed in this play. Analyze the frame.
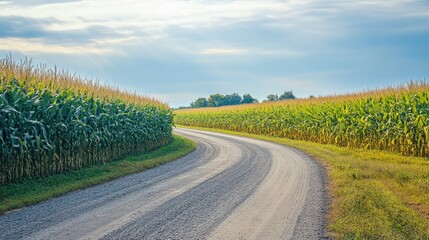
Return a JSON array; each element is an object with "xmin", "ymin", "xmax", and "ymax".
[
  {"xmin": 0, "ymin": 38, "xmax": 114, "ymax": 54},
  {"xmin": 2, "ymin": 0, "xmax": 429, "ymax": 56},
  {"xmin": 0, "ymin": 16, "xmax": 58, "ymax": 38},
  {"xmin": 196, "ymin": 47, "xmax": 301, "ymax": 57},
  {"xmin": 0, "ymin": 15, "xmax": 127, "ymax": 42},
  {"xmin": 45, "ymin": 25, "xmax": 126, "ymax": 44},
  {"xmin": 0, "ymin": 15, "xmax": 135, "ymax": 54},
  {"xmin": 198, "ymin": 48, "xmax": 248, "ymax": 55},
  {"xmin": 5, "ymin": 0, "xmax": 80, "ymax": 6}
]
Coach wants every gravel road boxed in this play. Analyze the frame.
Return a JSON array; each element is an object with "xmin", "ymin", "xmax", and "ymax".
[{"xmin": 0, "ymin": 128, "xmax": 328, "ymax": 240}]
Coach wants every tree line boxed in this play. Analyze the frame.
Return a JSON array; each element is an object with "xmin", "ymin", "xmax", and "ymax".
[{"xmin": 188, "ymin": 91, "xmax": 296, "ymax": 108}]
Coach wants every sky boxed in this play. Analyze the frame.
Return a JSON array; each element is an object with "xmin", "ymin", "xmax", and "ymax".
[{"xmin": 0, "ymin": 0, "xmax": 429, "ymax": 107}]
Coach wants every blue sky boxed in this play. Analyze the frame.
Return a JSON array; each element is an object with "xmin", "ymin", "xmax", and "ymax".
[{"xmin": 0, "ymin": 0, "xmax": 428, "ymax": 107}]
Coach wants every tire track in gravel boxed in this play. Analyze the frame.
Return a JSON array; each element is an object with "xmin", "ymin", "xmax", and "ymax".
[{"xmin": 0, "ymin": 128, "xmax": 328, "ymax": 240}]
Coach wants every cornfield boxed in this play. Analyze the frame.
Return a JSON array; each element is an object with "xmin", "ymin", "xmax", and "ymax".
[
  {"xmin": 0, "ymin": 56, "xmax": 173, "ymax": 185},
  {"xmin": 175, "ymin": 82, "xmax": 429, "ymax": 158}
]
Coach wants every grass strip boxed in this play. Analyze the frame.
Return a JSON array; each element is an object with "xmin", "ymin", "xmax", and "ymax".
[
  {"xmin": 0, "ymin": 135, "xmax": 196, "ymax": 214},
  {"xmin": 178, "ymin": 125, "xmax": 429, "ymax": 239}
]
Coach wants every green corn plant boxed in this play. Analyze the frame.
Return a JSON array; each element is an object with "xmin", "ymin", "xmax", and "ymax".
[
  {"xmin": 175, "ymin": 82, "xmax": 429, "ymax": 158},
  {"xmin": 0, "ymin": 57, "xmax": 173, "ymax": 185}
]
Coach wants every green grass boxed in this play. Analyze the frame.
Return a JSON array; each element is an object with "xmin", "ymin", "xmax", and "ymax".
[
  {"xmin": 178, "ymin": 125, "xmax": 429, "ymax": 240},
  {"xmin": 0, "ymin": 135, "xmax": 196, "ymax": 214}
]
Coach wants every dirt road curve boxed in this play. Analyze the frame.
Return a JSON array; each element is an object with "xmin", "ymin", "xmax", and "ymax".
[{"xmin": 0, "ymin": 128, "xmax": 328, "ymax": 240}]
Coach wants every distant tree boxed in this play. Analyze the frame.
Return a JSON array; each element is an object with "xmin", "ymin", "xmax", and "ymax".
[
  {"xmin": 266, "ymin": 94, "xmax": 279, "ymax": 102},
  {"xmin": 189, "ymin": 92, "xmax": 264, "ymax": 107},
  {"xmin": 224, "ymin": 93, "xmax": 242, "ymax": 106},
  {"xmin": 208, "ymin": 93, "xmax": 226, "ymax": 107},
  {"xmin": 279, "ymin": 91, "xmax": 296, "ymax": 100},
  {"xmin": 191, "ymin": 97, "xmax": 208, "ymax": 108},
  {"xmin": 241, "ymin": 93, "xmax": 258, "ymax": 104},
  {"xmin": 309, "ymin": 95, "xmax": 315, "ymax": 99}
]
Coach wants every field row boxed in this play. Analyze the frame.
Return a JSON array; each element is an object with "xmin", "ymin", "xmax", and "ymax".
[
  {"xmin": 176, "ymin": 83, "xmax": 429, "ymax": 158},
  {"xmin": 0, "ymin": 57, "xmax": 173, "ymax": 184}
]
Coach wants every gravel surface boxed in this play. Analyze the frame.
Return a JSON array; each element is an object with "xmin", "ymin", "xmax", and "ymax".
[{"xmin": 0, "ymin": 128, "xmax": 328, "ymax": 240}]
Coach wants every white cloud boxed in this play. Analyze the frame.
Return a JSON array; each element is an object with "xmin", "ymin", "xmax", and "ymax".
[
  {"xmin": 3, "ymin": 1, "xmax": 428, "ymax": 31},
  {"xmin": 197, "ymin": 48, "xmax": 302, "ymax": 56},
  {"xmin": 257, "ymin": 49, "xmax": 303, "ymax": 57},
  {"xmin": 198, "ymin": 48, "xmax": 248, "ymax": 55},
  {"xmin": 0, "ymin": 38, "xmax": 114, "ymax": 55},
  {"xmin": 1, "ymin": 0, "xmax": 428, "ymax": 55}
]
